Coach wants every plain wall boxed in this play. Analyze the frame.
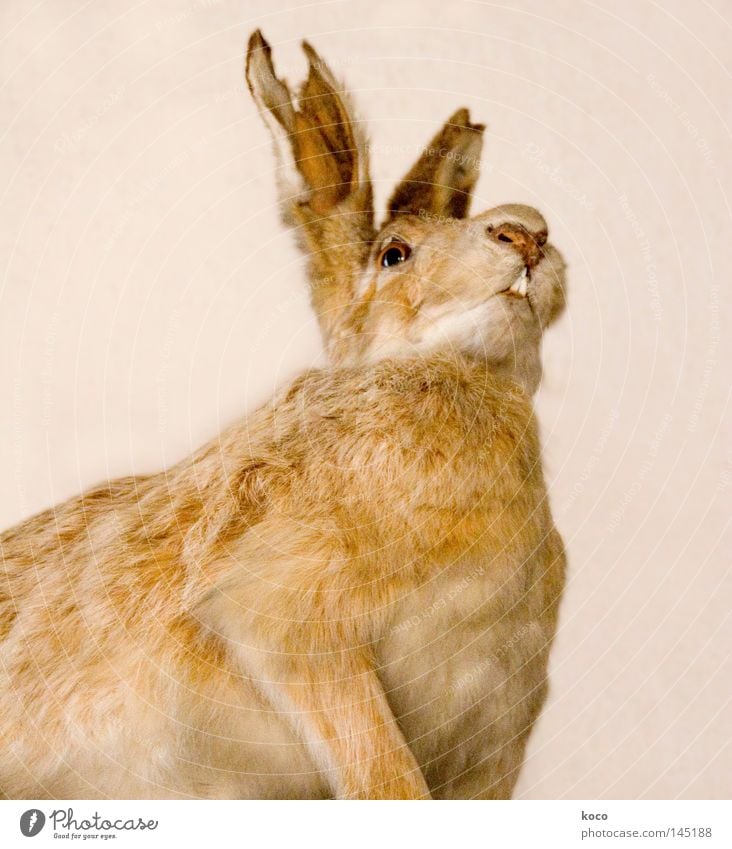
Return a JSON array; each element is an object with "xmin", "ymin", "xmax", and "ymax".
[{"xmin": 0, "ymin": 0, "xmax": 729, "ymax": 798}]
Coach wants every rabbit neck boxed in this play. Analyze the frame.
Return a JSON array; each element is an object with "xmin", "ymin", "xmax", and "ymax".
[{"xmin": 366, "ymin": 345, "xmax": 542, "ymax": 397}]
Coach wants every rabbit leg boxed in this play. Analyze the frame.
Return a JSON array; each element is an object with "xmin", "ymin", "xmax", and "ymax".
[
  {"xmin": 254, "ymin": 650, "xmax": 431, "ymax": 799},
  {"xmin": 196, "ymin": 524, "xmax": 430, "ymax": 799}
]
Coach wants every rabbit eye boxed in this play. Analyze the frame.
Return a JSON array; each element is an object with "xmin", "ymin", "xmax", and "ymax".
[{"xmin": 378, "ymin": 241, "xmax": 411, "ymax": 268}]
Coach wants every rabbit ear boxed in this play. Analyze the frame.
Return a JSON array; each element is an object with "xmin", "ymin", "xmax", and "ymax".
[
  {"xmin": 386, "ymin": 109, "xmax": 484, "ymax": 222},
  {"xmin": 246, "ymin": 30, "xmax": 368, "ymax": 216},
  {"xmin": 245, "ymin": 31, "xmax": 298, "ymax": 195},
  {"xmin": 295, "ymin": 41, "xmax": 364, "ymax": 213},
  {"xmin": 246, "ymin": 32, "xmax": 374, "ymax": 360}
]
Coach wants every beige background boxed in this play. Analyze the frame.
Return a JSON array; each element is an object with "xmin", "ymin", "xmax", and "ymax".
[{"xmin": 0, "ymin": 0, "xmax": 730, "ymax": 799}]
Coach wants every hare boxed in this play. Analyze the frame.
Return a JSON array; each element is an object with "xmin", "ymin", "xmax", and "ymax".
[{"xmin": 0, "ymin": 31, "xmax": 567, "ymax": 800}]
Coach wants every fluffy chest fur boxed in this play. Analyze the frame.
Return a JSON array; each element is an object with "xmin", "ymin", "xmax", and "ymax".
[
  {"xmin": 0, "ymin": 356, "xmax": 564, "ymax": 799},
  {"xmin": 378, "ymin": 546, "xmax": 561, "ymax": 799}
]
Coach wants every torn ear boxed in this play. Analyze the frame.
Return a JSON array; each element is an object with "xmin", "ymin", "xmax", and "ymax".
[
  {"xmin": 386, "ymin": 108, "xmax": 484, "ymax": 222},
  {"xmin": 246, "ymin": 30, "xmax": 363, "ymax": 216}
]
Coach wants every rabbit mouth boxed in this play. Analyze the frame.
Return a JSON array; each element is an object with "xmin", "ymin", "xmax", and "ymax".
[
  {"xmin": 501, "ymin": 265, "xmax": 539, "ymax": 315},
  {"xmin": 504, "ymin": 266, "xmax": 531, "ymax": 298}
]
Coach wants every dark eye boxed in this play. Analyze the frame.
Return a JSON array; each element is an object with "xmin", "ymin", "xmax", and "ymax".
[{"xmin": 378, "ymin": 241, "xmax": 411, "ymax": 268}]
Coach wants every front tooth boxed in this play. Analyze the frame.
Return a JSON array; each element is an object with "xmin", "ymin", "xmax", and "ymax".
[{"xmin": 510, "ymin": 267, "xmax": 528, "ymax": 296}]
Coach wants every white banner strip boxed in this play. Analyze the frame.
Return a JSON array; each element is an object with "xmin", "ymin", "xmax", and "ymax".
[{"xmin": 2, "ymin": 800, "xmax": 730, "ymax": 848}]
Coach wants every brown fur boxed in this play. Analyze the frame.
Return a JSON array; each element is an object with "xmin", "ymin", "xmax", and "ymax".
[
  {"xmin": 386, "ymin": 107, "xmax": 484, "ymax": 221},
  {"xmin": 0, "ymin": 32, "xmax": 568, "ymax": 799}
]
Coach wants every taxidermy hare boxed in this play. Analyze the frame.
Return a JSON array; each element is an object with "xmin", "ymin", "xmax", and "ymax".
[{"xmin": 0, "ymin": 31, "xmax": 567, "ymax": 799}]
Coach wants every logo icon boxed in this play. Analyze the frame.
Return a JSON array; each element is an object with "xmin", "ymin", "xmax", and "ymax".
[{"xmin": 20, "ymin": 809, "xmax": 45, "ymax": 837}]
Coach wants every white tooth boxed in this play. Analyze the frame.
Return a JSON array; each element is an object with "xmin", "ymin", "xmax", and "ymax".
[{"xmin": 509, "ymin": 267, "xmax": 528, "ymax": 296}]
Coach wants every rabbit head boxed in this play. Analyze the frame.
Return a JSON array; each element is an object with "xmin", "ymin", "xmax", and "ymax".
[{"xmin": 247, "ymin": 31, "xmax": 566, "ymax": 394}]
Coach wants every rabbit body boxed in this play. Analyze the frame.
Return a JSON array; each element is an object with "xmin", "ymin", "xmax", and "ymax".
[
  {"xmin": 1, "ymin": 31, "xmax": 568, "ymax": 799},
  {"xmin": 0, "ymin": 355, "xmax": 563, "ymax": 798}
]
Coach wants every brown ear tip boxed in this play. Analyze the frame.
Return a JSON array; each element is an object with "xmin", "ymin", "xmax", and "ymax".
[
  {"xmin": 301, "ymin": 40, "xmax": 320, "ymax": 64},
  {"xmin": 446, "ymin": 108, "xmax": 485, "ymax": 134},
  {"xmin": 247, "ymin": 29, "xmax": 269, "ymax": 55},
  {"xmin": 447, "ymin": 107, "xmax": 471, "ymax": 126}
]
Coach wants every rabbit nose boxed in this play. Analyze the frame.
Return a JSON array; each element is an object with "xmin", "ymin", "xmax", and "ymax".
[{"xmin": 487, "ymin": 222, "xmax": 547, "ymax": 269}]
